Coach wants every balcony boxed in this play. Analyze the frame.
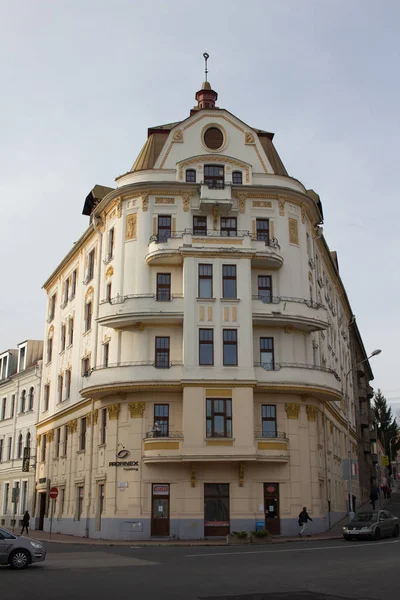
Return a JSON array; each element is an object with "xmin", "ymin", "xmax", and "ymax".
[
  {"xmin": 200, "ymin": 182, "xmax": 232, "ymax": 206},
  {"xmin": 252, "ymin": 296, "xmax": 329, "ymax": 332},
  {"xmin": 97, "ymin": 294, "xmax": 184, "ymax": 328},
  {"xmin": 80, "ymin": 361, "xmax": 183, "ymax": 399},
  {"xmin": 254, "ymin": 430, "xmax": 289, "ymax": 462},
  {"xmin": 254, "ymin": 362, "xmax": 342, "ymax": 402},
  {"xmin": 142, "ymin": 431, "xmax": 183, "ymax": 463}
]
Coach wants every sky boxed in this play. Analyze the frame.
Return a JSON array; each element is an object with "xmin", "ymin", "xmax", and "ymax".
[{"xmin": 0, "ymin": 0, "xmax": 399, "ymax": 413}]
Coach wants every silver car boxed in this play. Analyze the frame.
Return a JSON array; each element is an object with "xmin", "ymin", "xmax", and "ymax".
[
  {"xmin": 343, "ymin": 510, "xmax": 399, "ymax": 541},
  {"xmin": 0, "ymin": 526, "xmax": 46, "ymax": 569}
]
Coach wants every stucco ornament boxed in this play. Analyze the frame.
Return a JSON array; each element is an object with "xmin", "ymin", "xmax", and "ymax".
[{"xmin": 285, "ymin": 403, "xmax": 300, "ymax": 419}]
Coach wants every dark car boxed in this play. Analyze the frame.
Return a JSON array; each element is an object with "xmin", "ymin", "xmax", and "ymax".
[
  {"xmin": 0, "ymin": 526, "xmax": 46, "ymax": 569},
  {"xmin": 343, "ymin": 510, "xmax": 399, "ymax": 541}
]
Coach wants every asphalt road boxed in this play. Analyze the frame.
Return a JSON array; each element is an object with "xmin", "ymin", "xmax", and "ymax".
[{"xmin": 3, "ymin": 492, "xmax": 400, "ymax": 600}]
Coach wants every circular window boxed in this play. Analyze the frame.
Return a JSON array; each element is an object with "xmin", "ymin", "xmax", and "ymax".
[{"xmin": 204, "ymin": 127, "xmax": 224, "ymax": 150}]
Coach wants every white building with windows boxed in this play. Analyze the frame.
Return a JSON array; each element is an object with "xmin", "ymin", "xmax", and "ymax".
[
  {"xmin": 35, "ymin": 78, "xmax": 372, "ymax": 540},
  {"xmin": 0, "ymin": 340, "xmax": 43, "ymax": 529}
]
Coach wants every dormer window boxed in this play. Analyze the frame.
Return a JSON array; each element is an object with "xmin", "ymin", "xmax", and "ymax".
[
  {"xmin": 18, "ymin": 346, "xmax": 26, "ymax": 372},
  {"xmin": 232, "ymin": 171, "xmax": 242, "ymax": 185},
  {"xmin": 204, "ymin": 165, "xmax": 224, "ymax": 190},
  {"xmin": 186, "ymin": 169, "xmax": 196, "ymax": 183}
]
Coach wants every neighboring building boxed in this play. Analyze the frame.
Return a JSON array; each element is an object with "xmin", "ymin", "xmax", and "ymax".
[
  {"xmin": 0, "ymin": 340, "xmax": 43, "ymax": 529},
  {"xmin": 36, "ymin": 78, "xmax": 372, "ymax": 540},
  {"xmin": 350, "ymin": 320, "xmax": 376, "ymax": 504}
]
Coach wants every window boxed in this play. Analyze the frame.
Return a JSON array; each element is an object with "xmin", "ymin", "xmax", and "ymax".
[
  {"xmin": 68, "ymin": 317, "xmax": 74, "ymax": 346},
  {"xmin": 106, "ymin": 282, "xmax": 112, "ymax": 302},
  {"xmin": 108, "ymin": 227, "xmax": 114, "ymax": 259},
  {"xmin": 85, "ymin": 301, "xmax": 92, "ymax": 332},
  {"xmin": 20, "ymin": 481, "xmax": 27, "ymax": 513},
  {"xmin": 220, "ymin": 217, "xmax": 237, "ymax": 237},
  {"xmin": 77, "ymin": 486, "xmax": 84, "ymax": 521},
  {"xmin": 86, "ymin": 249, "xmax": 95, "ymax": 282},
  {"xmin": 79, "ymin": 418, "xmax": 87, "ymax": 451},
  {"xmin": 222, "ymin": 265, "xmax": 237, "ymax": 299},
  {"xmin": 4, "ymin": 483, "xmax": 9, "ymax": 513},
  {"xmin": 260, "ymin": 337, "xmax": 274, "ymax": 370},
  {"xmin": 60, "ymin": 487, "xmax": 65, "ymax": 516},
  {"xmin": 206, "ymin": 398, "xmax": 232, "ymax": 437},
  {"xmin": 0, "ymin": 357, "xmax": 7, "ymax": 379},
  {"xmin": 18, "ymin": 346, "xmax": 26, "ymax": 372},
  {"xmin": 58, "ymin": 375, "xmax": 63, "ymax": 403},
  {"xmin": 156, "ymin": 273, "xmax": 171, "ymax": 301},
  {"xmin": 0, "ymin": 439, "xmax": 3, "ymax": 462},
  {"xmin": 63, "ymin": 278, "xmax": 69, "ymax": 306},
  {"xmin": 41, "ymin": 434, "xmax": 47, "ymax": 462},
  {"xmin": 28, "ymin": 387, "xmax": 34, "ymax": 411},
  {"xmin": 154, "ymin": 404, "xmax": 169, "ymax": 436},
  {"xmin": 256, "ymin": 218, "xmax": 269, "ymax": 242},
  {"xmin": 103, "ymin": 343, "xmax": 109, "ymax": 368},
  {"xmin": 48, "ymin": 294, "xmax": 56, "ymax": 321},
  {"xmin": 10, "ymin": 395, "xmax": 15, "ymax": 418},
  {"xmin": 186, "ymin": 169, "xmax": 196, "ymax": 183},
  {"xmin": 55, "ymin": 428, "xmax": 61, "ymax": 458},
  {"xmin": 63, "ymin": 425, "xmax": 68, "ymax": 456},
  {"xmin": 71, "ymin": 269, "xmax": 77, "ymax": 299},
  {"xmin": 1, "ymin": 398, "xmax": 6, "ymax": 420},
  {"xmin": 223, "ymin": 329, "xmax": 238, "ymax": 366},
  {"xmin": 155, "ymin": 337, "xmax": 170, "ymax": 368},
  {"xmin": 198, "ymin": 264, "xmax": 213, "ymax": 298},
  {"xmin": 193, "ymin": 216, "xmax": 207, "ymax": 236},
  {"xmin": 204, "ymin": 164, "xmax": 224, "ymax": 189},
  {"xmin": 47, "ymin": 337, "xmax": 53, "ymax": 364},
  {"xmin": 61, "ymin": 324, "xmax": 66, "ymax": 352},
  {"xmin": 43, "ymin": 385, "xmax": 50, "ymax": 412},
  {"xmin": 100, "ymin": 408, "xmax": 107, "ymax": 445},
  {"xmin": 82, "ymin": 356, "xmax": 91, "ymax": 376},
  {"xmin": 65, "ymin": 369, "xmax": 71, "ymax": 399},
  {"xmin": 7, "ymin": 437, "xmax": 12, "ymax": 461},
  {"xmin": 258, "ymin": 275, "xmax": 272, "ymax": 302},
  {"xmin": 26, "ymin": 431, "xmax": 31, "ymax": 450},
  {"xmin": 157, "ymin": 216, "xmax": 171, "ymax": 242},
  {"xmin": 199, "ymin": 329, "xmax": 214, "ymax": 365},
  {"xmin": 204, "ymin": 128, "xmax": 224, "ymax": 150},
  {"xmin": 262, "ymin": 405, "xmax": 277, "ymax": 437},
  {"xmin": 20, "ymin": 390, "xmax": 26, "ymax": 413},
  {"xmin": 232, "ymin": 171, "xmax": 242, "ymax": 184}
]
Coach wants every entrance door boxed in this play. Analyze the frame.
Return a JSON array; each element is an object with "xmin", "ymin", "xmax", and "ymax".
[
  {"xmin": 264, "ymin": 483, "xmax": 280, "ymax": 535},
  {"xmin": 151, "ymin": 484, "xmax": 170, "ymax": 537},
  {"xmin": 204, "ymin": 483, "xmax": 230, "ymax": 537},
  {"xmin": 38, "ymin": 493, "xmax": 46, "ymax": 530}
]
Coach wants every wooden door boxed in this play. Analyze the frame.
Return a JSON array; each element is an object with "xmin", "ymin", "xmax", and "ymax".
[
  {"xmin": 264, "ymin": 483, "xmax": 280, "ymax": 535},
  {"xmin": 38, "ymin": 493, "xmax": 46, "ymax": 530},
  {"xmin": 151, "ymin": 484, "xmax": 170, "ymax": 537},
  {"xmin": 204, "ymin": 483, "xmax": 230, "ymax": 537}
]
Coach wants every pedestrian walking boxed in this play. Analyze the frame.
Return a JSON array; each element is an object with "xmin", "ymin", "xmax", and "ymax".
[
  {"xmin": 370, "ymin": 488, "xmax": 378, "ymax": 510},
  {"xmin": 20, "ymin": 511, "xmax": 30, "ymax": 536},
  {"xmin": 298, "ymin": 507, "xmax": 313, "ymax": 536}
]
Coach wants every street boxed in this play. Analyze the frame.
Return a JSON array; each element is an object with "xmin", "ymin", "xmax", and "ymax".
[{"xmin": 3, "ymin": 492, "xmax": 400, "ymax": 600}]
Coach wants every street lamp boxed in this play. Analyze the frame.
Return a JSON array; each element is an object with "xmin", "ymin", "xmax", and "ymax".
[{"xmin": 345, "ymin": 348, "xmax": 382, "ymax": 521}]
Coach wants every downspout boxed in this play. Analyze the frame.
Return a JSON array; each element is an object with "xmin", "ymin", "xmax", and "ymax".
[
  {"xmin": 323, "ymin": 404, "xmax": 331, "ymax": 529},
  {"xmin": 85, "ymin": 398, "xmax": 95, "ymax": 538}
]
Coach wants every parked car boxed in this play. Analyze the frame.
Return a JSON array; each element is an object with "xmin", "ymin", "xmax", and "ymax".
[
  {"xmin": 0, "ymin": 526, "xmax": 46, "ymax": 569},
  {"xmin": 343, "ymin": 510, "xmax": 399, "ymax": 541}
]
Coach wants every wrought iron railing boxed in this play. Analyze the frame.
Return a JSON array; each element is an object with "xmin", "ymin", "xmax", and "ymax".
[
  {"xmin": 254, "ymin": 430, "xmax": 287, "ymax": 440},
  {"xmin": 252, "ymin": 295, "xmax": 324, "ymax": 310},
  {"xmin": 144, "ymin": 431, "xmax": 183, "ymax": 440},
  {"xmin": 148, "ymin": 229, "xmax": 280, "ymax": 249},
  {"xmin": 100, "ymin": 293, "xmax": 184, "ymax": 305},
  {"xmin": 85, "ymin": 360, "xmax": 183, "ymax": 376},
  {"xmin": 254, "ymin": 361, "xmax": 341, "ymax": 381}
]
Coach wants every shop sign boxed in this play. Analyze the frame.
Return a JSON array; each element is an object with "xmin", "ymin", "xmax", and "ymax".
[
  {"xmin": 109, "ymin": 460, "xmax": 139, "ymax": 469},
  {"xmin": 152, "ymin": 484, "xmax": 169, "ymax": 496}
]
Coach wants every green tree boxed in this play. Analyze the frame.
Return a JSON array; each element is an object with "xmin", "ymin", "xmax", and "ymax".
[{"xmin": 373, "ymin": 389, "xmax": 400, "ymax": 467}]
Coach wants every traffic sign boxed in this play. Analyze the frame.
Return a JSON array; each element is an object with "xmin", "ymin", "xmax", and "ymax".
[
  {"xmin": 383, "ymin": 455, "xmax": 389, "ymax": 466},
  {"xmin": 49, "ymin": 487, "xmax": 58, "ymax": 499}
]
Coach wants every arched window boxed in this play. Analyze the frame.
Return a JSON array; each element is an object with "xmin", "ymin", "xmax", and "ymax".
[
  {"xmin": 186, "ymin": 169, "xmax": 196, "ymax": 183},
  {"xmin": 26, "ymin": 431, "xmax": 31, "ymax": 450},
  {"xmin": 20, "ymin": 390, "xmax": 26, "ymax": 413},
  {"xmin": 28, "ymin": 387, "xmax": 34, "ymax": 411},
  {"xmin": 232, "ymin": 171, "xmax": 242, "ymax": 185},
  {"xmin": 17, "ymin": 433, "xmax": 23, "ymax": 459}
]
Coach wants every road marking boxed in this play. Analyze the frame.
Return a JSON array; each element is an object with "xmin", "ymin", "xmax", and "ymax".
[
  {"xmin": 185, "ymin": 539, "xmax": 399, "ymax": 558},
  {"xmin": 32, "ymin": 551, "xmax": 159, "ymax": 570}
]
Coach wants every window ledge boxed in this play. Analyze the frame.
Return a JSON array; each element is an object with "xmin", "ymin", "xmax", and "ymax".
[
  {"xmin": 59, "ymin": 350, "xmax": 65, "ymax": 356},
  {"xmin": 66, "ymin": 344, "xmax": 73, "ymax": 350},
  {"xmin": 77, "ymin": 449, "xmax": 86, "ymax": 454},
  {"xmin": 60, "ymin": 454, "xmax": 67, "ymax": 459},
  {"xmin": 196, "ymin": 297, "xmax": 216, "ymax": 302},
  {"xmin": 98, "ymin": 443, "xmax": 106, "ymax": 449},
  {"xmin": 45, "ymin": 361, "xmax": 52, "ymax": 367},
  {"xmin": 83, "ymin": 329, "xmax": 92, "ymax": 337},
  {"xmin": 220, "ymin": 298, "xmax": 240, "ymax": 303}
]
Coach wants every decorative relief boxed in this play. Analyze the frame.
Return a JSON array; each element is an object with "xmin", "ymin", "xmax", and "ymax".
[
  {"xmin": 285, "ymin": 403, "xmax": 300, "ymax": 419},
  {"xmin": 116, "ymin": 199, "xmax": 122, "ymax": 218},
  {"xmin": 182, "ymin": 193, "xmax": 190, "ymax": 212},
  {"xmin": 301, "ymin": 206, "xmax": 306, "ymax": 224},
  {"xmin": 308, "ymin": 271, "xmax": 313, "ymax": 282},
  {"xmin": 237, "ymin": 193, "xmax": 246, "ymax": 214},
  {"xmin": 125, "ymin": 213, "xmax": 137, "ymax": 240},
  {"xmin": 179, "ymin": 155, "xmax": 250, "ymax": 183},
  {"xmin": 245, "ymin": 132, "xmax": 255, "ymax": 144},
  {"xmin": 155, "ymin": 197, "xmax": 175, "ymax": 205},
  {"xmin": 278, "ymin": 197, "xmax": 285, "ymax": 216},
  {"xmin": 93, "ymin": 409, "xmax": 98, "ymax": 425},
  {"xmin": 128, "ymin": 402, "xmax": 145, "ymax": 418},
  {"xmin": 68, "ymin": 419, "xmax": 78, "ymax": 434},
  {"xmin": 253, "ymin": 145, "xmax": 269, "ymax": 174},
  {"xmin": 172, "ymin": 129, "xmax": 183, "ymax": 142},
  {"xmin": 252, "ymin": 200, "xmax": 272, "ymax": 208},
  {"xmin": 306, "ymin": 405, "xmax": 318, "ymax": 422},
  {"xmin": 142, "ymin": 193, "xmax": 149, "ymax": 212},
  {"xmin": 85, "ymin": 286, "xmax": 94, "ymax": 301},
  {"xmin": 86, "ymin": 412, "xmax": 92, "ymax": 427},
  {"xmin": 47, "ymin": 429, "xmax": 54, "ymax": 442},
  {"xmin": 288, "ymin": 218, "xmax": 299, "ymax": 245},
  {"xmin": 270, "ymin": 221, "xmax": 274, "ymax": 238},
  {"xmin": 105, "ymin": 266, "xmax": 114, "ymax": 279},
  {"xmin": 107, "ymin": 404, "xmax": 120, "ymax": 420},
  {"xmin": 212, "ymin": 205, "xmax": 219, "ymax": 229},
  {"xmin": 190, "ymin": 465, "xmax": 196, "ymax": 488}
]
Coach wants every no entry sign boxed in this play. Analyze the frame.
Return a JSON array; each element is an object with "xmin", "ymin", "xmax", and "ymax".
[{"xmin": 49, "ymin": 487, "xmax": 58, "ymax": 499}]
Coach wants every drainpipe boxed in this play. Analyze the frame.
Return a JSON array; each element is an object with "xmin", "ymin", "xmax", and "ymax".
[
  {"xmin": 85, "ymin": 398, "xmax": 95, "ymax": 538},
  {"xmin": 323, "ymin": 405, "xmax": 331, "ymax": 529}
]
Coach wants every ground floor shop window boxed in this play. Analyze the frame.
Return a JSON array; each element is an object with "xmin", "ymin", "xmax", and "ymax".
[{"xmin": 204, "ymin": 483, "xmax": 230, "ymax": 536}]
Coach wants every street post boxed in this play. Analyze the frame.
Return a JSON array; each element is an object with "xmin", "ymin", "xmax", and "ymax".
[{"xmin": 49, "ymin": 487, "xmax": 58, "ymax": 540}]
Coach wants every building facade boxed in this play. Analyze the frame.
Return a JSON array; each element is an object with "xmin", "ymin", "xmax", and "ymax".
[
  {"xmin": 0, "ymin": 340, "xmax": 43, "ymax": 529},
  {"xmin": 35, "ymin": 81, "xmax": 372, "ymax": 539}
]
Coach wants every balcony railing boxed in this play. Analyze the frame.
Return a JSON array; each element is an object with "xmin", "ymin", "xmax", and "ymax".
[
  {"xmin": 252, "ymin": 295, "xmax": 324, "ymax": 310},
  {"xmin": 148, "ymin": 229, "xmax": 280, "ymax": 249},
  {"xmin": 254, "ymin": 430, "xmax": 287, "ymax": 440},
  {"xmin": 144, "ymin": 431, "xmax": 183, "ymax": 439},
  {"xmin": 254, "ymin": 361, "xmax": 341, "ymax": 381},
  {"xmin": 100, "ymin": 293, "xmax": 184, "ymax": 305},
  {"xmin": 85, "ymin": 360, "xmax": 183, "ymax": 376}
]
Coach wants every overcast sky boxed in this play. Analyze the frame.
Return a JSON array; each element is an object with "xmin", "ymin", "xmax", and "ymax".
[{"xmin": 0, "ymin": 0, "xmax": 399, "ymax": 413}]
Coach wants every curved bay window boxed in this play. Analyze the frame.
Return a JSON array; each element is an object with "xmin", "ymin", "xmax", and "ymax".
[
  {"xmin": 260, "ymin": 337, "xmax": 274, "ymax": 370},
  {"xmin": 262, "ymin": 405, "xmax": 277, "ymax": 437},
  {"xmin": 232, "ymin": 171, "xmax": 242, "ymax": 184},
  {"xmin": 155, "ymin": 337, "xmax": 170, "ymax": 368},
  {"xmin": 186, "ymin": 169, "xmax": 196, "ymax": 183},
  {"xmin": 258, "ymin": 275, "xmax": 272, "ymax": 302}
]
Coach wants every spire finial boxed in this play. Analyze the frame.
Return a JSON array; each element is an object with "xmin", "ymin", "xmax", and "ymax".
[{"xmin": 203, "ymin": 52, "xmax": 209, "ymax": 82}]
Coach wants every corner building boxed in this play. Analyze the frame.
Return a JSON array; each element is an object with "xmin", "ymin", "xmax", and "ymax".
[{"xmin": 36, "ymin": 81, "xmax": 368, "ymax": 539}]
